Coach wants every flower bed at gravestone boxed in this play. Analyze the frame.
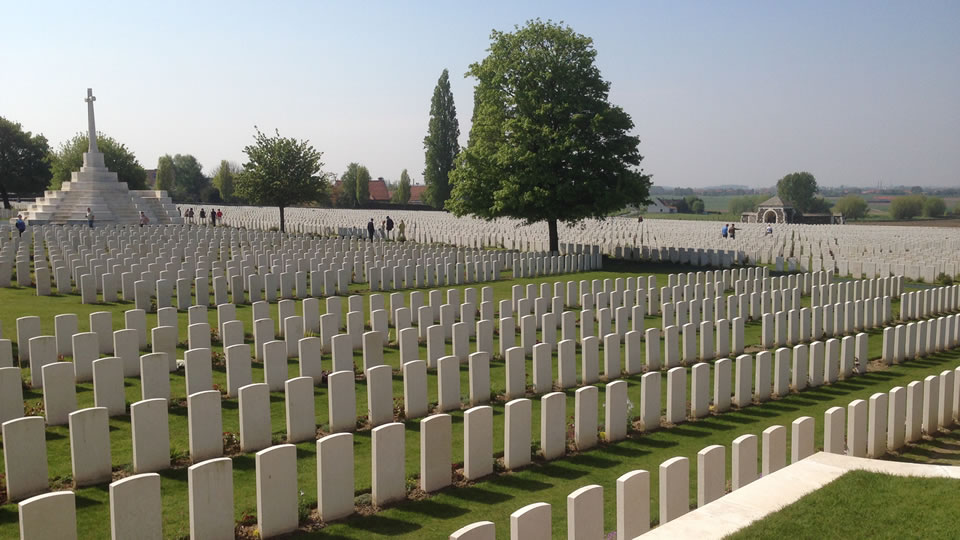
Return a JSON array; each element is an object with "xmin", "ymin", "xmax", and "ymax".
[{"xmin": 0, "ymin": 257, "xmax": 958, "ymax": 538}]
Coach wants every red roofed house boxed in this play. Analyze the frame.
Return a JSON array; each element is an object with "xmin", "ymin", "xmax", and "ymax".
[
  {"xmin": 369, "ymin": 178, "xmax": 391, "ymax": 202},
  {"xmin": 409, "ymin": 185, "xmax": 428, "ymax": 205}
]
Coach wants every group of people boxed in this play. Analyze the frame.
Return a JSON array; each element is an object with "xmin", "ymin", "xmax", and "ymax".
[
  {"xmin": 183, "ymin": 208, "xmax": 224, "ymax": 226},
  {"xmin": 366, "ymin": 215, "xmax": 406, "ymax": 241},
  {"xmin": 721, "ymin": 222, "xmax": 774, "ymax": 238}
]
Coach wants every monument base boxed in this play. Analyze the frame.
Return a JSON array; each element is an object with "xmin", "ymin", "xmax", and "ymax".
[{"xmin": 20, "ymin": 154, "xmax": 182, "ymax": 226}]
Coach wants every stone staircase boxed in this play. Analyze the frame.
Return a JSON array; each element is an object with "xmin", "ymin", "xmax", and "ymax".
[{"xmin": 19, "ymin": 152, "xmax": 182, "ymax": 226}]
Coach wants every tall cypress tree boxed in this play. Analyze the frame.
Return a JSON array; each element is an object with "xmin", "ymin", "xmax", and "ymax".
[{"xmin": 423, "ymin": 69, "xmax": 460, "ymax": 209}]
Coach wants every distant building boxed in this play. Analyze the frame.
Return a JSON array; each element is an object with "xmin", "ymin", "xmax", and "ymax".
[
  {"xmin": 409, "ymin": 185, "xmax": 428, "ymax": 205},
  {"xmin": 369, "ymin": 178, "xmax": 391, "ymax": 201},
  {"xmin": 646, "ymin": 198, "xmax": 677, "ymax": 213},
  {"xmin": 331, "ymin": 178, "xmax": 392, "ymax": 203},
  {"xmin": 741, "ymin": 196, "xmax": 843, "ymax": 224}
]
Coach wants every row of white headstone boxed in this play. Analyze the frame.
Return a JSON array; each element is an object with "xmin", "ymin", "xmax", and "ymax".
[
  {"xmin": 5, "ymin": 304, "xmax": 959, "ymax": 517},
  {"xmin": 449, "ymin": 361, "xmax": 960, "ymax": 540},
  {"xmin": 13, "ymin": 347, "xmax": 959, "ymax": 540},
  {"xmin": 3, "ymin": 279, "xmax": 955, "ymax": 435},
  {"xmin": 149, "ymin": 205, "xmax": 960, "ymax": 276}
]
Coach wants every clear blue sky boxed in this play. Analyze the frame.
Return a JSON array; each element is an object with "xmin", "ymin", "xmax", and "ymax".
[{"xmin": 2, "ymin": 0, "xmax": 958, "ymax": 188}]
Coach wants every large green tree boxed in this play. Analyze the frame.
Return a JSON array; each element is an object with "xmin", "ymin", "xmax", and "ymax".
[
  {"xmin": 212, "ymin": 160, "xmax": 237, "ymax": 202},
  {"xmin": 156, "ymin": 155, "xmax": 175, "ymax": 192},
  {"xmin": 776, "ymin": 171, "xmax": 820, "ymax": 213},
  {"xmin": 833, "ymin": 195, "xmax": 869, "ymax": 220},
  {"xmin": 447, "ymin": 19, "xmax": 651, "ymax": 252},
  {"xmin": 423, "ymin": 69, "xmax": 460, "ymax": 209},
  {"xmin": 0, "ymin": 117, "xmax": 51, "ymax": 209},
  {"xmin": 50, "ymin": 132, "xmax": 147, "ymax": 190},
  {"xmin": 392, "ymin": 169, "xmax": 412, "ymax": 204},
  {"xmin": 235, "ymin": 127, "xmax": 327, "ymax": 232}
]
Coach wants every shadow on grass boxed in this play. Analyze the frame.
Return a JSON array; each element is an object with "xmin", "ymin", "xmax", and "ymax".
[
  {"xmin": 531, "ymin": 461, "xmax": 590, "ymax": 480},
  {"xmin": 75, "ymin": 489, "xmax": 107, "ymax": 509},
  {"xmin": 442, "ymin": 485, "xmax": 513, "ymax": 505},
  {"xmin": 332, "ymin": 513, "xmax": 422, "ymax": 536},
  {"xmin": 489, "ymin": 473, "xmax": 552, "ymax": 492},
  {"xmin": 571, "ymin": 452, "xmax": 620, "ymax": 469},
  {"xmin": 397, "ymin": 497, "xmax": 470, "ymax": 518}
]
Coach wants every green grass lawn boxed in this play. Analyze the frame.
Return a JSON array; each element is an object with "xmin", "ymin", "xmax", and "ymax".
[
  {"xmin": 886, "ymin": 425, "xmax": 960, "ymax": 467},
  {"xmin": 725, "ymin": 470, "xmax": 960, "ymax": 539},
  {"xmin": 0, "ymin": 258, "xmax": 956, "ymax": 538}
]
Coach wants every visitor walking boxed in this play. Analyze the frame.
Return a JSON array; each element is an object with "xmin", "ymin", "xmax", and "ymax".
[
  {"xmin": 367, "ymin": 218, "xmax": 375, "ymax": 241},
  {"xmin": 728, "ymin": 223, "xmax": 736, "ymax": 240},
  {"xmin": 217, "ymin": 209, "xmax": 223, "ymax": 225},
  {"xmin": 139, "ymin": 211, "xmax": 150, "ymax": 227},
  {"xmin": 721, "ymin": 223, "xmax": 728, "ymax": 239},
  {"xmin": 199, "ymin": 208, "xmax": 206, "ymax": 223},
  {"xmin": 86, "ymin": 207, "xmax": 95, "ymax": 228},
  {"xmin": 385, "ymin": 215, "xmax": 394, "ymax": 239},
  {"xmin": 15, "ymin": 214, "xmax": 25, "ymax": 237},
  {"xmin": 209, "ymin": 208, "xmax": 216, "ymax": 226},
  {"xmin": 765, "ymin": 224, "xmax": 773, "ymax": 236},
  {"xmin": 397, "ymin": 219, "xmax": 406, "ymax": 242},
  {"xmin": 378, "ymin": 219, "xmax": 386, "ymax": 240}
]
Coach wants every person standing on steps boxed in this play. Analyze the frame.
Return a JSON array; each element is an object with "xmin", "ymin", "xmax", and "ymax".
[
  {"xmin": 86, "ymin": 207, "xmax": 95, "ymax": 228},
  {"xmin": 139, "ymin": 211, "xmax": 150, "ymax": 227}
]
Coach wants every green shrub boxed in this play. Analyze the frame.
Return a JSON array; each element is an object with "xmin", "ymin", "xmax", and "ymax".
[{"xmin": 889, "ymin": 195, "xmax": 924, "ymax": 220}]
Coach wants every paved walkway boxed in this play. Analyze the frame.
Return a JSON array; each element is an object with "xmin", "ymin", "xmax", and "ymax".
[{"xmin": 641, "ymin": 452, "xmax": 960, "ymax": 539}]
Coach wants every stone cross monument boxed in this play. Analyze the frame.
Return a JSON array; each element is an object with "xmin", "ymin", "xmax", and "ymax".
[{"xmin": 18, "ymin": 88, "xmax": 182, "ymax": 225}]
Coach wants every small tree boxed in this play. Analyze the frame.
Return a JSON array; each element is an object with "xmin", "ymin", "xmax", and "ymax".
[
  {"xmin": 212, "ymin": 160, "xmax": 236, "ymax": 202},
  {"xmin": 356, "ymin": 168, "xmax": 370, "ymax": 205},
  {"xmin": 684, "ymin": 196, "xmax": 705, "ymax": 214},
  {"xmin": 423, "ymin": 69, "xmax": 460, "ymax": 209},
  {"xmin": 922, "ymin": 196, "xmax": 946, "ymax": 218},
  {"xmin": 0, "ymin": 117, "xmax": 51, "ymax": 209},
  {"xmin": 235, "ymin": 127, "xmax": 327, "ymax": 232},
  {"xmin": 833, "ymin": 195, "xmax": 869, "ymax": 220},
  {"xmin": 728, "ymin": 194, "xmax": 765, "ymax": 216},
  {"xmin": 170, "ymin": 154, "xmax": 210, "ymax": 202},
  {"xmin": 50, "ymin": 132, "xmax": 147, "ymax": 190},
  {"xmin": 156, "ymin": 155, "xmax": 175, "ymax": 192},
  {"xmin": 392, "ymin": 169, "xmax": 412, "ymax": 204},
  {"xmin": 890, "ymin": 195, "xmax": 924, "ymax": 220},
  {"xmin": 448, "ymin": 19, "xmax": 651, "ymax": 253},
  {"xmin": 776, "ymin": 172, "xmax": 819, "ymax": 213},
  {"xmin": 339, "ymin": 163, "xmax": 371, "ymax": 207}
]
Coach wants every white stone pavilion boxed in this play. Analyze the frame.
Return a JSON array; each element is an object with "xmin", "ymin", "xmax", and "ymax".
[{"xmin": 21, "ymin": 89, "xmax": 181, "ymax": 225}]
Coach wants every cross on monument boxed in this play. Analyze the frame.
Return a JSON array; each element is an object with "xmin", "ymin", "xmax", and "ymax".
[{"xmin": 85, "ymin": 88, "xmax": 99, "ymax": 154}]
